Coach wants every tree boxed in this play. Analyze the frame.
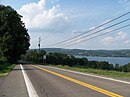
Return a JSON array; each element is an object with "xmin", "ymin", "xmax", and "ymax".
[
  {"xmin": 21, "ymin": 50, "xmax": 46, "ymax": 63},
  {"xmin": 120, "ymin": 63, "xmax": 130, "ymax": 72},
  {"xmin": 0, "ymin": 5, "xmax": 30, "ymax": 63},
  {"xmin": 126, "ymin": 63, "xmax": 130, "ymax": 72},
  {"xmin": 115, "ymin": 64, "xmax": 120, "ymax": 71}
]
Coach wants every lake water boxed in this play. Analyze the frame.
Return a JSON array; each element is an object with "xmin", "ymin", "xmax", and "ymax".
[{"xmin": 77, "ymin": 56, "xmax": 130, "ymax": 66}]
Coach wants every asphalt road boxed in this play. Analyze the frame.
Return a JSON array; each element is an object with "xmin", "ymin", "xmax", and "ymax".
[
  {"xmin": 22, "ymin": 64, "xmax": 130, "ymax": 97},
  {"xmin": 0, "ymin": 65, "xmax": 28, "ymax": 97}
]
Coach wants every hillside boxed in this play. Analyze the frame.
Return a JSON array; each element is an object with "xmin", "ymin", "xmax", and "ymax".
[{"xmin": 42, "ymin": 48, "xmax": 130, "ymax": 57}]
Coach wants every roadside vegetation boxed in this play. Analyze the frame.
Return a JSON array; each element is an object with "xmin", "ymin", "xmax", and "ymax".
[
  {"xmin": 0, "ymin": 5, "xmax": 30, "ymax": 63},
  {"xmin": 22, "ymin": 50, "xmax": 130, "ymax": 76},
  {"xmin": 0, "ymin": 5, "xmax": 30, "ymax": 77},
  {"xmin": 45, "ymin": 64, "xmax": 130, "ymax": 78},
  {"xmin": 0, "ymin": 63, "xmax": 15, "ymax": 77}
]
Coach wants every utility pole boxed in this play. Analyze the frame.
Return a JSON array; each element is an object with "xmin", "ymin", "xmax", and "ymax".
[
  {"xmin": 38, "ymin": 37, "xmax": 46, "ymax": 64},
  {"xmin": 38, "ymin": 37, "xmax": 41, "ymax": 63},
  {"xmin": 38, "ymin": 37, "xmax": 41, "ymax": 53}
]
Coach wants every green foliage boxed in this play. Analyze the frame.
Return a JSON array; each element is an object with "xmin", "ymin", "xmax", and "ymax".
[
  {"xmin": 45, "ymin": 64, "xmax": 130, "ymax": 78},
  {"xmin": 0, "ymin": 63, "xmax": 15, "ymax": 77},
  {"xmin": 44, "ymin": 48, "xmax": 130, "ymax": 57},
  {"xmin": 0, "ymin": 56, "xmax": 7, "ymax": 62},
  {"xmin": 45, "ymin": 53, "xmax": 130, "ymax": 72},
  {"xmin": 0, "ymin": 5, "xmax": 30, "ymax": 63},
  {"xmin": 44, "ymin": 52, "xmax": 114, "ymax": 71},
  {"xmin": 120, "ymin": 63, "xmax": 130, "ymax": 72},
  {"xmin": 22, "ymin": 49, "xmax": 130, "ymax": 72},
  {"xmin": 46, "ymin": 53, "xmax": 74, "ymax": 66},
  {"xmin": 22, "ymin": 50, "xmax": 46, "ymax": 63},
  {"xmin": 115, "ymin": 64, "xmax": 120, "ymax": 71}
]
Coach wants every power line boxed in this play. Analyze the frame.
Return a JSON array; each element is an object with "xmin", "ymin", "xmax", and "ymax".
[
  {"xmin": 63, "ymin": 24, "xmax": 130, "ymax": 47},
  {"xmin": 58, "ymin": 18, "xmax": 130, "ymax": 46},
  {"xmin": 47, "ymin": 12, "xmax": 130, "ymax": 47}
]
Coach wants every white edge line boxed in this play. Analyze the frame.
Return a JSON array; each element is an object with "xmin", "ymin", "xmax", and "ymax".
[
  {"xmin": 41, "ymin": 65, "xmax": 130, "ymax": 85},
  {"xmin": 20, "ymin": 64, "xmax": 39, "ymax": 97}
]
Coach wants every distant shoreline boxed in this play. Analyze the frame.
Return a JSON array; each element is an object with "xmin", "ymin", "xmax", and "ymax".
[
  {"xmin": 42, "ymin": 48, "xmax": 130, "ymax": 58},
  {"xmin": 75, "ymin": 55, "xmax": 130, "ymax": 58},
  {"xmin": 76, "ymin": 56, "xmax": 130, "ymax": 66}
]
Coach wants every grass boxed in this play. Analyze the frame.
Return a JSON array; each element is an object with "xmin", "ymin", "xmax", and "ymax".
[
  {"xmin": 45, "ymin": 64, "xmax": 130, "ymax": 79},
  {"xmin": 0, "ymin": 63, "xmax": 15, "ymax": 77}
]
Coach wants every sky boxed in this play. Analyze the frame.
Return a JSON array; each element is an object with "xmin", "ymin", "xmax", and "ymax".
[{"xmin": 0, "ymin": 0, "xmax": 130, "ymax": 50}]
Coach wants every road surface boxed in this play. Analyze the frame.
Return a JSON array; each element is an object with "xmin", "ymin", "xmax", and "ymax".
[
  {"xmin": 24, "ymin": 64, "xmax": 130, "ymax": 97},
  {"xmin": 0, "ymin": 64, "xmax": 130, "ymax": 97}
]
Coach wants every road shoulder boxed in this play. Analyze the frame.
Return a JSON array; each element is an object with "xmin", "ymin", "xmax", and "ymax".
[
  {"xmin": 0, "ymin": 65, "xmax": 29, "ymax": 97},
  {"xmin": 41, "ymin": 65, "xmax": 130, "ymax": 84}
]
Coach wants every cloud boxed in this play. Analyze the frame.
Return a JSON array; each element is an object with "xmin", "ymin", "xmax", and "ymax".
[
  {"xmin": 116, "ymin": 31, "xmax": 127, "ymax": 39},
  {"xmin": 124, "ymin": 39, "xmax": 130, "ymax": 46},
  {"xmin": 118, "ymin": 0, "xmax": 129, "ymax": 3},
  {"xmin": 18, "ymin": 0, "xmax": 70, "ymax": 33},
  {"xmin": 102, "ymin": 36, "xmax": 115, "ymax": 45},
  {"xmin": 124, "ymin": 40, "xmax": 130, "ymax": 44},
  {"xmin": 101, "ymin": 31, "xmax": 128, "ymax": 45}
]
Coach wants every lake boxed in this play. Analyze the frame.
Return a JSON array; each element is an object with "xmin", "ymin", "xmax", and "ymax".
[{"xmin": 77, "ymin": 56, "xmax": 130, "ymax": 66}]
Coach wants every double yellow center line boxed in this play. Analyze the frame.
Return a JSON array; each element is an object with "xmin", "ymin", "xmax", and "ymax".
[{"xmin": 32, "ymin": 65, "xmax": 123, "ymax": 97}]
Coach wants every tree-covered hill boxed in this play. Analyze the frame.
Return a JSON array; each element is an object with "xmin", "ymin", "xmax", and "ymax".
[{"xmin": 42, "ymin": 48, "xmax": 130, "ymax": 57}]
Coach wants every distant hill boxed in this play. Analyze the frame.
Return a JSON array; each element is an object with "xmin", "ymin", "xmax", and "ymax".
[{"xmin": 40, "ymin": 48, "xmax": 130, "ymax": 57}]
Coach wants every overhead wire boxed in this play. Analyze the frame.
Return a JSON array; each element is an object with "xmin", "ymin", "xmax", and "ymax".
[
  {"xmin": 63, "ymin": 24, "xmax": 130, "ymax": 47},
  {"xmin": 58, "ymin": 18, "xmax": 130, "ymax": 46},
  {"xmin": 46, "ymin": 12, "xmax": 130, "ymax": 47}
]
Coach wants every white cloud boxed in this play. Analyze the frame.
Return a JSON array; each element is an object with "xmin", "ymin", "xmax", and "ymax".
[
  {"xmin": 101, "ymin": 31, "xmax": 128, "ymax": 45},
  {"xmin": 102, "ymin": 36, "xmax": 115, "ymax": 45},
  {"xmin": 124, "ymin": 40, "xmax": 130, "ymax": 44},
  {"xmin": 71, "ymin": 29, "xmax": 85, "ymax": 35},
  {"xmin": 116, "ymin": 31, "xmax": 127, "ymax": 39},
  {"xmin": 124, "ymin": 39, "xmax": 130, "ymax": 47},
  {"xmin": 18, "ymin": 0, "xmax": 70, "ymax": 33},
  {"xmin": 118, "ymin": 0, "xmax": 129, "ymax": 3}
]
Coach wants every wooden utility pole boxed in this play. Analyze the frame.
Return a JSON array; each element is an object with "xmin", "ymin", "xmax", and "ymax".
[
  {"xmin": 38, "ymin": 37, "xmax": 41, "ymax": 53},
  {"xmin": 38, "ymin": 37, "xmax": 41, "ymax": 63}
]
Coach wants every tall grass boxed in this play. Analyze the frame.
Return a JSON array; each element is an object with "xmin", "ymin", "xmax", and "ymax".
[
  {"xmin": 46, "ymin": 64, "xmax": 130, "ymax": 79},
  {"xmin": 0, "ymin": 63, "xmax": 15, "ymax": 77}
]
